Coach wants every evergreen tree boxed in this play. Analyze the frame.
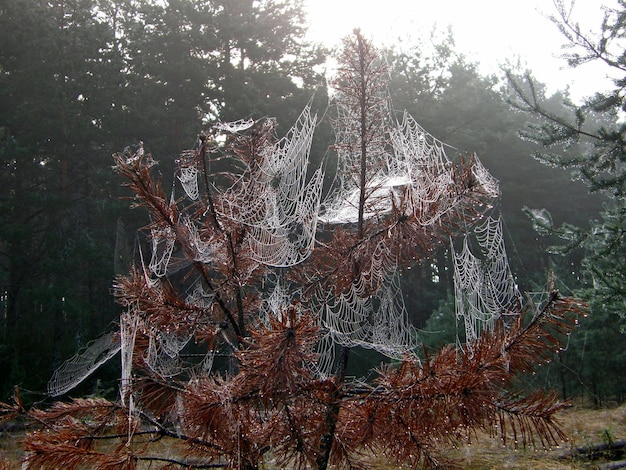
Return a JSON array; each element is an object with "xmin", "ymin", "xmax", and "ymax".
[
  {"xmin": 0, "ymin": 0, "xmax": 123, "ymax": 398},
  {"xmin": 6, "ymin": 32, "xmax": 585, "ymax": 470},
  {"xmin": 506, "ymin": 1, "xmax": 626, "ymax": 402},
  {"xmin": 0, "ymin": 0, "xmax": 324, "ymax": 399},
  {"xmin": 506, "ymin": 1, "xmax": 626, "ymax": 331}
]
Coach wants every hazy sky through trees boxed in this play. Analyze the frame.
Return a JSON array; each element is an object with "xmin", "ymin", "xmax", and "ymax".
[{"xmin": 304, "ymin": 0, "xmax": 616, "ymax": 101}]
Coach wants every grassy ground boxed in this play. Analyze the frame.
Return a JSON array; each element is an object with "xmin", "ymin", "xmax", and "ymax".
[
  {"xmin": 2, "ymin": 404, "xmax": 625, "ymax": 469},
  {"xmin": 441, "ymin": 404, "xmax": 626, "ymax": 470},
  {"xmin": 0, "ymin": 430, "xmax": 22, "ymax": 470}
]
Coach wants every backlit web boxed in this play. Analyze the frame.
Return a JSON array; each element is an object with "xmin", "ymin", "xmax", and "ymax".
[
  {"xmin": 318, "ymin": 261, "xmax": 419, "ymax": 377},
  {"xmin": 452, "ymin": 215, "xmax": 521, "ymax": 343},
  {"xmin": 319, "ymin": 111, "xmax": 496, "ymax": 226},
  {"xmin": 48, "ymin": 100, "xmax": 508, "ymax": 395},
  {"xmin": 315, "ymin": 107, "xmax": 501, "ymax": 372},
  {"xmin": 48, "ymin": 107, "xmax": 325, "ymax": 397},
  {"xmin": 218, "ymin": 105, "xmax": 324, "ymax": 268},
  {"xmin": 47, "ymin": 331, "xmax": 121, "ymax": 397}
]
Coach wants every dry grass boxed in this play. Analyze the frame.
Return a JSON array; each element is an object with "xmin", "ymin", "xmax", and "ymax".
[
  {"xmin": 1, "ymin": 404, "xmax": 625, "ymax": 469},
  {"xmin": 441, "ymin": 403, "xmax": 626, "ymax": 470},
  {"xmin": 0, "ymin": 431, "xmax": 22, "ymax": 469}
]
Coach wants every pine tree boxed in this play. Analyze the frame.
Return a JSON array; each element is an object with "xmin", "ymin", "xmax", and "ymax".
[
  {"xmin": 0, "ymin": 0, "xmax": 124, "ymax": 398},
  {"xmin": 4, "ymin": 31, "xmax": 585, "ymax": 470},
  {"xmin": 506, "ymin": 0, "xmax": 626, "ymax": 333}
]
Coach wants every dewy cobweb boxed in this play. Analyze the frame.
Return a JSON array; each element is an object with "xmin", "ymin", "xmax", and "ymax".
[
  {"xmin": 48, "ymin": 96, "xmax": 507, "ymax": 397},
  {"xmin": 452, "ymin": 216, "xmax": 521, "ymax": 343},
  {"xmin": 48, "ymin": 331, "xmax": 121, "ymax": 397},
  {"xmin": 318, "ymin": 265, "xmax": 419, "ymax": 376},
  {"xmin": 219, "ymin": 105, "xmax": 323, "ymax": 268},
  {"xmin": 314, "ymin": 104, "xmax": 502, "ymax": 372},
  {"xmin": 319, "ymin": 112, "xmax": 490, "ymax": 226}
]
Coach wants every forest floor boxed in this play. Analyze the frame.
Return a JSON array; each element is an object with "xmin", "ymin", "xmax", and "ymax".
[
  {"xmin": 434, "ymin": 403, "xmax": 626, "ymax": 469},
  {"xmin": 1, "ymin": 403, "xmax": 625, "ymax": 469}
]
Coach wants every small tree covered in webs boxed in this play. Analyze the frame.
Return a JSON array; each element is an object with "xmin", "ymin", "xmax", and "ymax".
[{"xmin": 6, "ymin": 31, "xmax": 585, "ymax": 470}]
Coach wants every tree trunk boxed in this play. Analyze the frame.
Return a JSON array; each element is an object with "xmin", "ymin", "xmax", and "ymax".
[{"xmin": 316, "ymin": 346, "xmax": 350, "ymax": 470}]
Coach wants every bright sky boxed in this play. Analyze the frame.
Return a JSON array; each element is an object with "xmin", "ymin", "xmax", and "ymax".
[{"xmin": 303, "ymin": 0, "xmax": 618, "ymax": 101}]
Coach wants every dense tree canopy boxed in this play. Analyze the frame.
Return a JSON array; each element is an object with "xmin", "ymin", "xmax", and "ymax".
[
  {"xmin": 0, "ymin": 0, "xmax": 620, "ymax": 420},
  {"xmin": 1, "ymin": 30, "xmax": 587, "ymax": 470},
  {"xmin": 0, "ymin": 0, "xmax": 324, "ymax": 399}
]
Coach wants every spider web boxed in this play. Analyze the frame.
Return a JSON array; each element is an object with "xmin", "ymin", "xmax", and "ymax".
[
  {"xmin": 452, "ymin": 216, "xmax": 521, "ymax": 343},
  {"xmin": 319, "ymin": 94, "xmax": 391, "ymax": 224},
  {"xmin": 317, "ymin": 105, "xmax": 501, "ymax": 372},
  {"xmin": 49, "ymin": 99, "xmax": 503, "ymax": 394},
  {"xmin": 317, "ymin": 241, "xmax": 419, "ymax": 376},
  {"xmin": 218, "ymin": 104, "xmax": 324, "ymax": 268},
  {"xmin": 320, "ymin": 112, "xmax": 497, "ymax": 225},
  {"xmin": 149, "ymin": 226, "xmax": 176, "ymax": 278},
  {"xmin": 47, "ymin": 331, "xmax": 121, "ymax": 397},
  {"xmin": 178, "ymin": 166, "xmax": 200, "ymax": 201},
  {"xmin": 257, "ymin": 277, "xmax": 293, "ymax": 328},
  {"xmin": 120, "ymin": 309, "xmax": 139, "ymax": 410},
  {"xmin": 143, "ymin": 326, "xmax": 193, "ymax": 378}
]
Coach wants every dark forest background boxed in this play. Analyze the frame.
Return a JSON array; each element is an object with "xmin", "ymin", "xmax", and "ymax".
[{"xmin": 0, "ymin": 0, "xmax": 622, "ymax": 406}]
